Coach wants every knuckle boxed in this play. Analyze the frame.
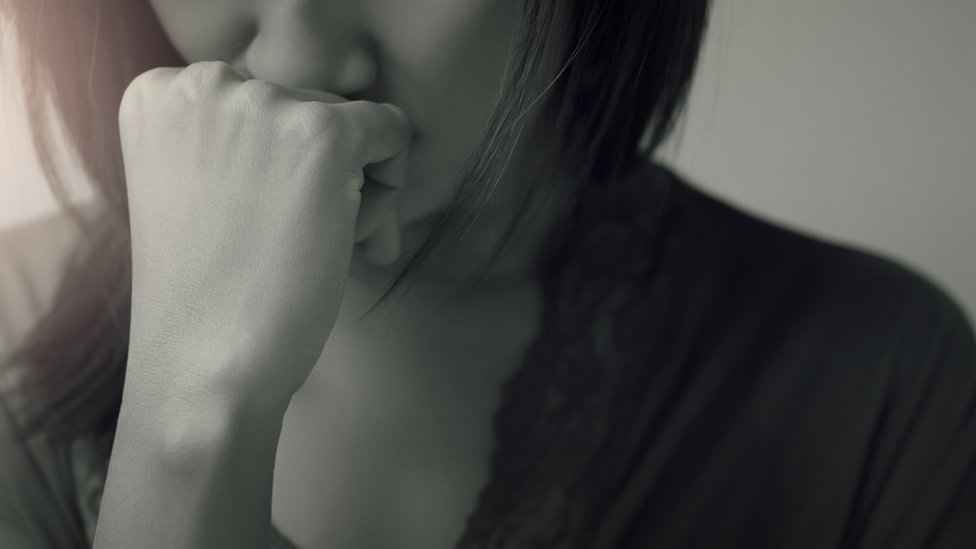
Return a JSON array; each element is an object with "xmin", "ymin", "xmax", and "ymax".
[
  {"xmin": 285, "ymin": 103, "xmax": 347, "ymax": 152},
  {"xmin": 230, "ymin": 78, "xmax": 280, "ymax": 110},
  {"xmin": 119, "ymin": 67, "xmax": 170, "ymax": 135},
  {"xmin": 121, "ymin": 67, "xmax": 163, "ymax": 109},
  {"xmin": 207, "ymin": 59, "xmax": 244, "ymax": 83},
  {"xmin": 173, "ymin": 60, "xmax": 236, "ymax": 101},
  {"xmin": 127, "ymin": 67, "xmax": 165, "ymax": 94}
]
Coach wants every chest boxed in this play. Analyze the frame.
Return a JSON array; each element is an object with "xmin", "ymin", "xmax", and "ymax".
[{"xmin": 270, "ymin": 278, "xmax": 543, "ymax": 549}]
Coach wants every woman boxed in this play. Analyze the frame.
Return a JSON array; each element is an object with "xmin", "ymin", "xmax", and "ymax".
[{"xmin": 0, "ymin": 0, "xmax": 973, "ymax": 547}]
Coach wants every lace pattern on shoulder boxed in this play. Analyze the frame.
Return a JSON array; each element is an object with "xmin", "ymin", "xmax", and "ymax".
[{"xmin": 454, "ymin": 162, "xmax": 676, "ymax": 548}]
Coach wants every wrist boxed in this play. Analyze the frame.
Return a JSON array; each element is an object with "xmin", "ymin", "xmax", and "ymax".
[
  {"xmin": 96, "ymin": 362, "xmax": 285, "ymax": 548},
  {"xmin": 113, "ymin": 380, "xmax": 285, "ymax": 477},
  {"xmin": 124, "ymin": 326, "xmax": 294, "ymax": 418},
  {"xmin": 116, "ymin": 342, "xmax": 291, "ymax": 466}
]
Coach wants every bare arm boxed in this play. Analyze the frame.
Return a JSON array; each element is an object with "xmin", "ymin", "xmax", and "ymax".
[
  {"xmin": 92, "ymin": 353, "xmax": 289, "ymax": 549},
  {"xmin": 90, "ymin": 60, "xmax": 410, "ymax": 549}
]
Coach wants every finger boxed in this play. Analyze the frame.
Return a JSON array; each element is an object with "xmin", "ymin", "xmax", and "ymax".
[
  {"xmin": 362, "ymin": 132, "xmax": 410, "ymax": 191},
  {"xmin": 355, "ymin": 134, "xmax": 409, "ymax": 243},
  {"xmin": 270, "ymin": 86, "xmax": 413, "ymax": 163},
  {"xmin": 275, "ymin": 85, "xmax": 348, "ymax": 106},
  {"xmin": 332, "ymin": 101, "xmax": 413, "ymax": 168}
]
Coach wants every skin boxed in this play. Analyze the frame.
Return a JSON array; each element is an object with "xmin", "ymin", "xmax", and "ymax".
[
  {"xmin": 148, "ymin": 0, "xmax": 569, "ymax": 290},
  {"xmin": 95, "ymin": 1, "xmax": 572, "ymax": 548}
]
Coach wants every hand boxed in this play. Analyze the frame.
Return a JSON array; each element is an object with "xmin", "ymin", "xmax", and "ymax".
[{"xmin": 118, "ymin": 60, "xmax": 411, "ymax": 411}]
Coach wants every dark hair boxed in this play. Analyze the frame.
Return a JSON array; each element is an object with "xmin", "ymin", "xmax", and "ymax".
[{"xmin": 0, "ymin": 0, "xmax": 711, "ymax": 441}]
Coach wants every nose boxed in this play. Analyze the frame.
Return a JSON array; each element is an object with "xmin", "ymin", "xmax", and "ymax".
[{"xmin": 233, "ymin": 1, "xmax": 377, "ymax": 96}]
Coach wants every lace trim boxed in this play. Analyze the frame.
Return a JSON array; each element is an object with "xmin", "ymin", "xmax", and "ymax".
[{"xmin": 455, "ymin": 162, "xmax": 676, "ymax": 548}]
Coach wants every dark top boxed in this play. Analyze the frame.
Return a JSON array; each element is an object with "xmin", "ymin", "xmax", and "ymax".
[{"xmin": 1, "ymin": 161, "xmax": 974, "ymax": 548}]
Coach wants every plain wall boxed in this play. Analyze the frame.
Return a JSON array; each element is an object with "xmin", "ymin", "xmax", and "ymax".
[
  {"xmin": 659, "ymin": 0, "xmax": 975, "ymax": 320},
  {"xmin": 2, "ymin": 0, "xmax": 974, "ymax": 319}
]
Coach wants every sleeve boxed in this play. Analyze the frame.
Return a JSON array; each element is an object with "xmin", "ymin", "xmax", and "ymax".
[
  {"xmin": 0, "ymin": 524, "xmax": 35, "ymax": 549},
  {"xmin": 849, "ymin": 280, "xmax": 976, "ymax": 549}
]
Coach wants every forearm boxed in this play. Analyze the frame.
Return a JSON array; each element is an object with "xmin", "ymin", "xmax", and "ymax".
[{"xmin": 92, "ymin": 361, "xmax": 287, "ymax": 549}]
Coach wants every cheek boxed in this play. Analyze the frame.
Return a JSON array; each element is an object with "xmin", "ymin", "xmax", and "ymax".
[
  {"xmin": 368, "ymin": 0, "xmax": 519, "ymax": 122},
  {"xmin": 367, "ymin": 0, "xmax": 517, "ymax": 65},
  {"xmin": 367, "ymin": 0, "xmax": 520, "ymax": 208}
]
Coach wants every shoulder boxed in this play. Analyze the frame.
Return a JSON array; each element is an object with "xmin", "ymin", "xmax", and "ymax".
[
  {"xmin": 649, "ymin": 162, "xmax": 974, "ymax": 359},
  {"xmin": 568, "ymin": 160, "xmax": 974, "ymax": 374},
  {"xmin": 656, "ymin": 165, "xmax": 976, "ymax": 500},
  {"xmin": 601, "ymin": 164, "xmax": 976, "ymax": 545}
]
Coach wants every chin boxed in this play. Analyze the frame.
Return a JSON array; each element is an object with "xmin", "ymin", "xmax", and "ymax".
[{"xmin": 349, "ymin": 244, "xmax": 398, "ymax": 282}]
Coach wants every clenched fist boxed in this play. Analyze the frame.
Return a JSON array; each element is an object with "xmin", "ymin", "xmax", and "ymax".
[{"xmin": 118, "ymin": 60, "xmax": 411, "ymax": 412}]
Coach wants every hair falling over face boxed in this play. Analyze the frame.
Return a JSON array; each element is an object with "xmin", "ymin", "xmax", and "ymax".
[{"xmin": 0, "ymin": 0, "xmax": 711, "ymax": 441}]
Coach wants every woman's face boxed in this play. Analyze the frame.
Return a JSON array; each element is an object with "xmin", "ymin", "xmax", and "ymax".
[{"xmin": 146, "ymin": 0, "xmax": 543, "ymax": 248}]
